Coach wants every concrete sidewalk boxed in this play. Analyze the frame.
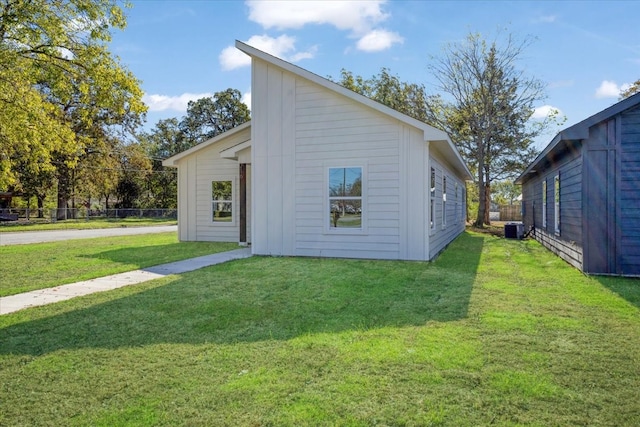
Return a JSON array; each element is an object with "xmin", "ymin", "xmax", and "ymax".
[{"xmin": 0, "ymin": 248, "xmax": 252, "ymax": 315}]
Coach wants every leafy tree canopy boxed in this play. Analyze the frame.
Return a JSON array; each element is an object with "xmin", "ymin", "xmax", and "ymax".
[
  {"xmin": 0, "ymin": 0, "xmax": 146, "ymax": 196},
  {"xmin": 334, "ymin": 68, "xmax": 430, "ymax": 123},
  {"xmin": 179, "ymin": 88, "xmax": 250, "ymax": 145},
  {"xmin": 620, "ymin": 79, "xmax": 640, "ymax": 99},
  {"xmin": 425, "ymin": 31, "xmax": 562, "ymax": 226}
]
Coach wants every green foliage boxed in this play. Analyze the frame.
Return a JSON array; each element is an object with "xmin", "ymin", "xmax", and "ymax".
[
  {"xmin": 492, "ymin": 181, "xmax": 521, "ymax": 205},
  {"xmin": 179, "ymin": 88, "xmax": 250, "ymax": 144},
  {"xmin": 334, "ymin": 68, "xmax": 431, "ymax": 122},
  {"xmin": 620, "ymin": 79, "xmax": 640, "ymax": 99},
  {"xmin": 0, "ymin": 0, "xmax": 147, "ymax": 213}
]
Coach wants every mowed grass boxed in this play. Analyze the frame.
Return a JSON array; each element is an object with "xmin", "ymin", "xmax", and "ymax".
[
  {"xmin": 0, "ymin": 218, "xmax": 177, "ymax": 232},
  {"xmin": 1, "ymin": 232, "xmax": 639, "ymax": 426},
  {"xmin": 0, "ymin": 234, "xmax": 238, "ymax": 296}
]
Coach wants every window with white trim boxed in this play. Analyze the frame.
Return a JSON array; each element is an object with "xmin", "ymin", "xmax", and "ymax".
[
  {"xmin": 442, "ymin": 175, "xmax": 447, "ymax": 227},
  {"xmin": 329, "ymin": 167, "xmax": 362, "ymax": 229},
  {"xmin": 212, "ymin": 180, "xmax": 233, "ymax": 222},
  {"xmin": 430, "ymin": 167, "xmax": 436, "ymax": 230},
  {"xmin": 542, "ymin": 179, "xmax": 547, "ymax": 228},
  {"xmin": 455, "ymin": 182, "xmax": 459, "ymax": 223},
  {"xmin": 554, "ymin": 174, "xmax": 560, "ymax": 235}
]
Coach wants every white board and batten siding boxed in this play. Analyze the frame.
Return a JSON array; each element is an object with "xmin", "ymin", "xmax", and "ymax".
[
  {"xmin": 251, "ymin": 57, "xmax": 465, "ymax": 260},
  {"xmin": 175, "ymin": 126, "xmax": 251, "ymax": 243}
]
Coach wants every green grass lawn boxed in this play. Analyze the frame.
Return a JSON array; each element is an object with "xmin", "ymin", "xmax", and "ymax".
[
  {"xmin": 0, "ymin": 234, "xmax": 238, "ymax": 296},
  {"xmin": 0, "ymin": 232, "xmax": 638, "ymax": 426},
  {"xmin": 0, "ymin": 217, "xmax": 177, "ymax": 232}
]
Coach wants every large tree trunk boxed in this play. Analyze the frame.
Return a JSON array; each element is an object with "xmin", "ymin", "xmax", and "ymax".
[
  {"xmin": 56, "ymin": 167, "xmax": 72, "ymax": 220},
  {"xmin": 484, "ymin": 184, "xmax": 491, "ymax": 225},
  {"xmin": 37, "ymin": 195, "xmax": 44, "ymax": 218}
]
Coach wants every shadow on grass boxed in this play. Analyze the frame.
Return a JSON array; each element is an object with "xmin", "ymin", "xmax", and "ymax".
[
  {"xmin": 80, "ymin": 241, "xmax": 238, "ymax": 267},
  {"xmin": 594, "ymin": 275, "xmax": 640, "ymax": 309},
  {"xmin": 0, "ymin": 233, "xmax": 484, "ymax": 356}
]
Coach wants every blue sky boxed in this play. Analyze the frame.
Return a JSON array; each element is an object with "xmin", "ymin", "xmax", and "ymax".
[{"xmin": 110, "ymin": 0, "xmax": 640, "ymax": 149}]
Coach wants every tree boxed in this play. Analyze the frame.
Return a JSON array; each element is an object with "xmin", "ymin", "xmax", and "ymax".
[
  {"xmin": 114, "ymin": 143, "xmax": 151, "ymax": 209},
  {"xmin": 0, "ymin": 0, "xmax": 147, "ymax": 216},
  {"xmin": 139, "ymin": 118, "xmax": 185, "ymax": 208},
  {"xmin": 179, "ymin": 89, "xmax": 250, "ymax": 145},
  {"xmin": 620, "ymin": 79, "xmax": 640, "ymax": 99},
  {"xmin": 335, "ymin": 68, "xmax": 430, "ymax": 122},
  {"xmin": 492, "ymin": 181, "xmax": 521, "ymax": 206},
  {"xmin": 426, "ymin": 32, "xmax": 559, "ymax": 227}
]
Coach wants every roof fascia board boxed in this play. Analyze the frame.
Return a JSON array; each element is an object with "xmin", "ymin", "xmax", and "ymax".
[
  {"xmin": 162, "ymin": 121, "xmax": 251, "ymax": 167},
  {"xmin": 220, "ymin": 139, "xmax": 251, "ymax": 159}
]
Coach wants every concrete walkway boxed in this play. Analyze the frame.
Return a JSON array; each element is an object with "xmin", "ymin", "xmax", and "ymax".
[
  {"xmin": 0, "ymin": 225, "xmax": 178, "ymax": 246},
  {"xmin": 0, "ymin": 247, "xmax": 252, "ymax": 315}
]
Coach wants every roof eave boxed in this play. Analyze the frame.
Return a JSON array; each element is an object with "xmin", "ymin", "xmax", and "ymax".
[
  {"xmin": 235, "ymin": 40, "xmax": 472, "ymax": 180},
  {"xmin": 162, "ymin": 121, "xmax": 252, "ymax": 167}
]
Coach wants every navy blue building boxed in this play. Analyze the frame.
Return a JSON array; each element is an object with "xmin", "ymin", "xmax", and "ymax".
[{"xmin": 516, "ymin": 92, "xmax": 640, "ymax": 276}]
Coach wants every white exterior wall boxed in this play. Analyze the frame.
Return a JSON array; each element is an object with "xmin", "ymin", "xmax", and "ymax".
[
  {"xmin": 175, "ymin": 127, "xmax": 251, "ymax": 242},
  {"xmin": 294, "ymin": 79, "xmax": 403, "ymax": 259},
  {"xmin": 428, "ymin": 152, "xmax": 467, "ymax": 259},
  {"xmin": 251, "ymin": 59, "xmax": 297, "ymax": 255},
  {"xmin": 251, "ymin": 58, "xmax": 447, "ymax": 260}
]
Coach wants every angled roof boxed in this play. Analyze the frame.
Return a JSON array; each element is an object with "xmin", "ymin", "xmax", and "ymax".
[
  {"xmin": 163, "ymin": 121, "xmax": 251, "ymax": 167},
  {"xmin": 516, "ymin": 92, "xmax": 640, "ymax": 184},
  {"xmin": 164, "ymin": 42, "xmax": 472, "ymax": 180},
  {"xmin": 235, "ymin": 40, "xmax": 472, "ymax": 180}
]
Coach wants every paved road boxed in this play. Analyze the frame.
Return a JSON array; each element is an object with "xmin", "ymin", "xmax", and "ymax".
[{"xmin": 0, "ymin": 225, "xmax": 178, "ymax": 246}]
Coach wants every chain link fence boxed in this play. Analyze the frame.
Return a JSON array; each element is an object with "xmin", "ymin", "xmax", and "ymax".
[{"xmin": 1, "ymin": 208, "xmax": 177, "ymax": 222}]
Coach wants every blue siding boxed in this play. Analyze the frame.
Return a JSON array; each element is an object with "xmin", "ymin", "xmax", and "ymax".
[
  {"xmin": 521, "ymin": 142, "xmax": 582, "ymax": 244},
  {"xmin": 619, "ymin": 107, "xmax": 640, "ymax": 275}
]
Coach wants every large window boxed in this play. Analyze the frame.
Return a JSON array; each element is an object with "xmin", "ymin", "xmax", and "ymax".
[
  {"xmin": 554, "ymin": 174, "xmax": 560, "ymax": 235},
  {"xmin": 542, "ymin": 179, "xmax": 547, "ymax": 228},
  {"xmin": 212, "ymin": 180, "xmax": 233, "ymax": 222},
  {"xmin": 329, "ymin": 167, "xmax": 362, "ymax": 229}
]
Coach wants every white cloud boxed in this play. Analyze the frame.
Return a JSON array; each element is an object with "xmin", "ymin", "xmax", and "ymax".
[
  {"xmin": 143, "ymin": 92, "xmax": 212, "ymax": 112},
  {"xmin": 241, "ymin": 91, "xmax": 251, "ymax": 111},
  {"xmin": 595, "ymin": 80, "xmax": 631, "ymax": 98},
  {"xmin": 246, "ymin": 0, "xmax": 388, "ymax": 33},
  {"xmin": 219, "ymin": 45, "xmax": 251, "ymax": 71},
  {"xmin": 532, "ymin": 105, "xmax": 563, "ymax": 119},
  {"xmin": 220, "ymin": 34, "xmax": 317, "ymax": 70},
  {"xmin": 245, "ymin": 0, "xmax": 400, "ymax": 53},
  {"xmin": 356, "ymin": 29, "xmax": 403, "ymax": 52}
]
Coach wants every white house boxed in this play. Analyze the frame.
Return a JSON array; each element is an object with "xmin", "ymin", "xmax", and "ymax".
[{"xmin": 163, "ymin": 41, "xmax": 472, "ymax": 261}]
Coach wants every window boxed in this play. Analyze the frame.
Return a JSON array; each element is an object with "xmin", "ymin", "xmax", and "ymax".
[
  {"xmin": 430, "ymin": 167, "xmax": 436, "ymax": 230},
  {"xmin": 542, "ymin": 179, "xmax": 547, "ymax": 228},
  {"xmin": 554, "ymin": 174, "xmax": 560, "ymax": 234},
  {"xmin": 212, "ymin": 180, "xmax": 233, "ymax": 222},
  {"xmin": 329, "ymin": 167, "xmax": 362, "ymax": 229},
  {"xmin": 455, "ymin": 182, "xmax": 460, "ymax": 223},
  {"xmin": 442, "ymin": 175, "xmax": 447, "ymax": 227},
  {"xmin": 462, "ymin": 187, "xmax": 466, "ymax": 223}
]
